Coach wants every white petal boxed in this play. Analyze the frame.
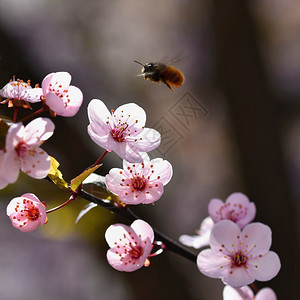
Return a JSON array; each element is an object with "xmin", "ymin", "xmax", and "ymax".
[
  {"xmin": 150, "ymin": 158, "xmax": 173, "ymax": 185},
  {"xmin": 223, "ymin": 285, "xmax": 253, "ymax": 300},
  {"xmin": 24, "ymin": 88, "xmax": 43, "ymax": 103},
  {"xmin": 23, "ymin": 118, "xmax": 54, "ymax": 145},
  {"xmin": 222, "ymin": 267, "xmax": 255, "ymax": 287},
  {"xmin": 256, "ymin": 288, "xmax": 277, "ymax": 300},
  {"xmin": 242, "ymin": 222, "xmax": 272, "ymax": 256},
  {"xmin": 247, "ymin": 251, "xmax": 281, "ymax": 282},
  {"xmin": 209, "ymin": 220, "xmax": 241, "ymax": 254},
  {"xmin": 105, "ymin": 223, "xmax": 131, "ymax": 247},
  {"xmin": 197, "ymin": 249, "xmax": 230, "ymax": 278},
  {"xmin": 87, "ymin": 99, "xmax": 111, "ymax": 126},
  {"xmin": 131, "ymin": 219, "xmax": 154, "ymax": 243},
  {"xmin": 21, "ymin": 147, "xmax": 50, "ymax": 179},
  {"xmin": 114, "ymin": 103, "xmax": 146, "ymax": 128}
]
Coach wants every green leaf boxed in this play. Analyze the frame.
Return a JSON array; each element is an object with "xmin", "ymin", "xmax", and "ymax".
[
  {"xmin": 48, "ymin": 156, "xmax": 69, "ymax": 190},
  {"xmin": 70, "ymin": 164, "xmax": 102, "ymax": 192}
]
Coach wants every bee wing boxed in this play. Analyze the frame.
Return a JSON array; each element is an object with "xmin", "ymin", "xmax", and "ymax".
[
  {"xmin": 136, "ymin": 71, "xmax": 156, "ymax": 77},
  {"xmin": 166, "ymin": 51, "xmax": 185, "ymax": 66}
]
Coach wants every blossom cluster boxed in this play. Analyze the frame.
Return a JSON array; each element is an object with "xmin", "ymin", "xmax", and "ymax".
[
  {"xmin": 180, "ymin": 193, "xmax": 281, "ymax": 298},
  {"xmin": 0, "ymin": 71, "xmax": 281, "ymax": 299}
]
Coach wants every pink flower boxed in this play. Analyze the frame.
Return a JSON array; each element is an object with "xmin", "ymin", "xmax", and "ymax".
[
  {"xmin": 223, "ymin": 285, "xmax": 277, "ymax": 300},
  {"xmin": 197, "ymin": 220, "xmax": 281, "ymax": 287},
  {"xmin": 105, "ymin": 219, "xmax": 154, "ymax": 272},
  {"xmin": 41, "ymin": 72, "xmax": 83, "ymax": 117},
  {"xmin": 87, "ymin": 99, "xmax": 161, "ymax": 163},
  {"xmin": 6, "ymin": 193, "xmax": 47, "ymax": 232},
  {"xmin": 179, "ymin": 216, "xmax": 214, "ymax": 249},
  {"xmin": 105, "ymin": 154, "xmax": 172, "ymax": 204},
  {"xmin": 0, "ymin": 78, "xmax": 42, "ymax": 107},
  {"xmin": 208, "ymin": 193, "xmax": 256, "ymax": 229},
  {"xmin": 1, "ymin": 117, "xmax": 54, "ymax": 187},
  {"xmin": 179, "ymin": 193, "xmax": 255, "ymax": 249}
]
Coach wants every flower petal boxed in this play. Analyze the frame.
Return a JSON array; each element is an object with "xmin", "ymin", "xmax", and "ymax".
[
  {"xmin": 256, "ymin": 287, "xmax": 277, "ymax": 300},
  {"xmin": 105, "ymin": 223, "xmax": 131, "ymax": 248},
  {"xmin": 87, "ymin": 99, "xmax": 112, "ymax": 127},
  {"xmin": 242, "ymin": 222, "xmax": 272, "ymax": 256},
  {"xmin": 130, "ymin": 128, "xmax": 161, "ymax": 153},
  {"xmin": 24, "ymin": 87, "xmax": 43, "ymax": 103},
  {"xmin": 209, "ymin": 220, "xmax": 241, "ymax": 254},
  {"xmin": 1, "ymin": 152, "xmax": 20, "ymax": 185},
  {"xmin": 114, "ymin": 103, "xmax": 146, "ymax": 128},
  {"xmin": 223, "ymin": 285, "xmax": 254, "ymax": 300},
  {"xmin": 131, "ymin": 219, "xmax": 154, "ymax": 243},
  {"xmin": 21, "ymin": 147, "xmax": 50, "ymax": 179},
  {"xmin": 197, "ymin": 249, "xmax": 230, "ymax": 278},
  {"xmin": 222, "ymin": 266, "xmax": 255, "ymax": 287},
  {"xmin": 5, "ymin": 123, "xmax": 23, "ymax": 152},
  {"xmin": 23, "ymin": 118, "xmax": 55, "ymax": 145},
  {"xmin": 150, "ymin": 158, "xmax": 173, "ymax": 185},
  {"xmin": 247, "ymin": 251, "xmax": 281, "ymax": 282}
]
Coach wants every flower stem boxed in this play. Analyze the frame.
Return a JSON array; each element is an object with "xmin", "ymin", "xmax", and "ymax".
[
  {"xmin": 19, "ymin": 105, "xmax": 47, "ymax": 123},
  {"xmin": 249, "ymin": 282, "xmax": 259, "ymax": 293},
  {"xmin": 46, "ymin": 194, "xmax": 76, "ymax": 214},
  {"xmin": 92, "ymin": 150, "xmax": 109, "ymax": 166},
  {"xmin": 13, "ymin": 106, "xmax": 18, "ymax": 123}
]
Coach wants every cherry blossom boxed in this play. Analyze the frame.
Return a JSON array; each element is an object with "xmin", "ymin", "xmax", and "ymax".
[
  {"xmin": 1, "ymin": 117, "xmax": 54, "ymax": 188},
  {"xmin": 105, "ymin": 219, "xmax": 154, "ymax": 272},
  {"xmin": 40, "ymin": 72, "xmax": 83, "ymax": 117},
  {"xmin": 105, "ymin": 154, "xmax": 172, "ymax": 204},
  {"xmin": 0, "ymin": 78, "xmax": 42, "ymax": 107},
  {"xmin": 87, "ymin": 99, "xmax": 161, "ymax": 163},
  {"xmin": 179, "ymin": 193, "xmax": 255, "ymax": 249},
  {"xmin": 197, "ymin": 220, "xmax": 281, "ymax": 287},
  {"xmin": 179, "ymin": 216, "xmax": 214, "ymax": 249},
  {"xmin": 208, "ymin": 193, "xmax": 256, "ymax": 229},
  {"xmin": 6, "ymin": 193, "xmax": 47, "ymax": 232},
  {"xmin": 223, "ymin": 285, "xmax": 277, "ymax": 300}
]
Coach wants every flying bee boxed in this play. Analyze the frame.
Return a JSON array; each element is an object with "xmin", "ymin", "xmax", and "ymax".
[{"xmin": 134, "ymin": 60, "xmax": 185, "ymax": 92}]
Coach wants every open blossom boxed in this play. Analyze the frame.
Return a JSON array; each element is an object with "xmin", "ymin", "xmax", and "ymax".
[
  {"xmin": 0, "ymin": 78, "xmax": 42, "ymax": 107},
  {"xmin": 105, "ymin": 219, "xmax": 154, "ymax": 272},
  {"xmin": 1, "ymin": 117, "xmax": 54, "ymax": 188},
  {"xmin": 180, "ymin": 193, "xmax": 255, "ymax": 249},
  {"xmin": 7, "ymin": 193, "xmax": 47, "ymax": 232},
  {"xmin": 223, "ymin": 285, "xmax": 277, "ymax": 300},
  {"xmin": 87, "ymin": 99, "xmax": 161, "ymax": 163},
  {"xmin": 197, "ymin": 220, "xmax": 281, "ymax": 287},
  {"xmin": 105, "ymin": 154, "xmax": 172, "ymax": 204},
  {"xmin": 179, "ymin": 216, "xmax": 214, "ymax": 249},
  {"xmin": 208, "ymin": 193, "xmax": 256, "ymax": 229},
  {"xmin": 40, "ymin": 72, "xmax": 83, "ymax": 117}
]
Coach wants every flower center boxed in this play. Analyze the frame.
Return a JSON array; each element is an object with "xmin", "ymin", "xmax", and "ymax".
[
  {"xmin": 111, "ymin": 124, "xmax": 128, "ymax": 142},
  {"xmin": 226, "ymin": 210, "xmax": 238, "ymax": 222},
  {"xmin": 25, "ymin": 206, "xmax": 40, "ymax": 221},
  {"xmin": 231, "ymin": 250, "xmax": 248, "ymax": 267},
  {"xmin": 15, "ymin": 141, "xmax": 29, "ymax": 158},
  {"xmin": 132, "ymin": 176, "xmax": 147, "ymax": 191},
  {"xmin": 129, "ymin": 245, "xmax": 143, "ymax": 259}
]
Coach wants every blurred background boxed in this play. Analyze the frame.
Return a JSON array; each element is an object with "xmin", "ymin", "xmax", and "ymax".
[{"xmin": 0, "ymin": 0, "xmax": 299, "ymax": 299}]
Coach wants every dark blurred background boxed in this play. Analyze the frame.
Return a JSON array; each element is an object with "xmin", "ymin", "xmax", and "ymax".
[{"xmin": 0, "ymin": 0, "xmax": 299, "ymax": 299}]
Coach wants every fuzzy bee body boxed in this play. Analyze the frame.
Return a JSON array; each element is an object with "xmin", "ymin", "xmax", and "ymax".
[{"xmin": 134, "ymin": 60, "xmax": 185, "ymax": 91}]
